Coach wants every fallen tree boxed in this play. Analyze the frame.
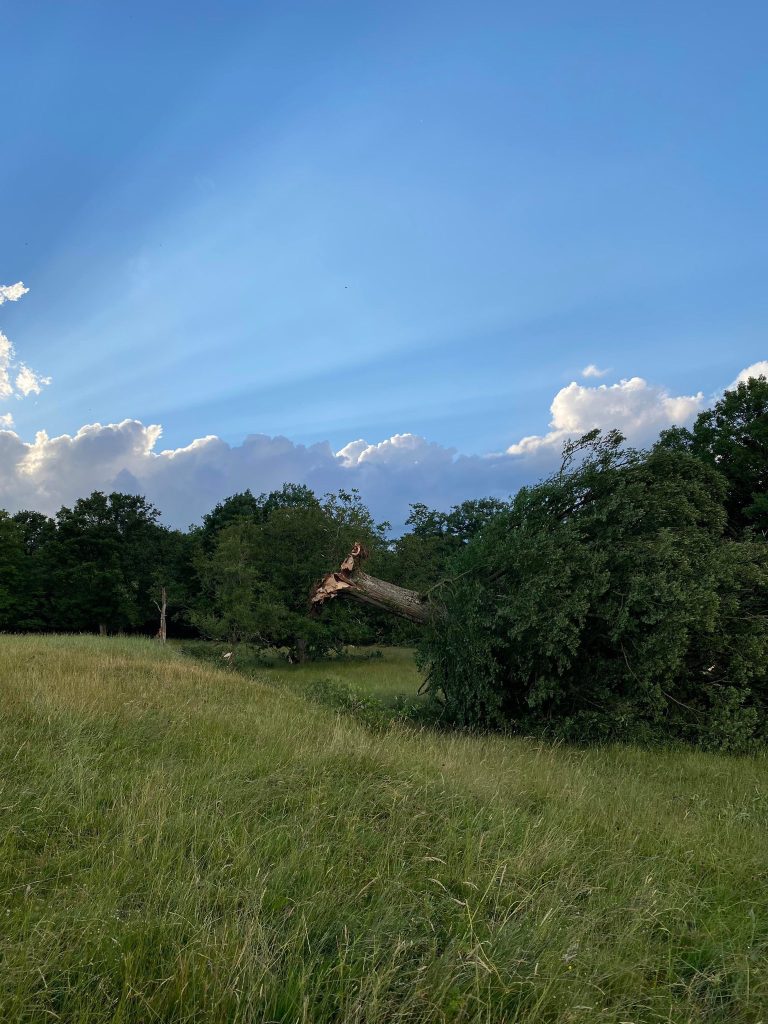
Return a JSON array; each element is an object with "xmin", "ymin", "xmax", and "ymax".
[
  {"xmin": 310, "ymin": 542, "xmax": 432, "ymax": 625},
  {"xmin": 309, "ymin": 431, "xmax": 768, "ymax": 751}
]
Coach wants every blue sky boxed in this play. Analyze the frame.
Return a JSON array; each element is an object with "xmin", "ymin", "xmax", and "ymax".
[{"xmin": 1, "ymin": 1, "xmax": 766, "ymax": 525}]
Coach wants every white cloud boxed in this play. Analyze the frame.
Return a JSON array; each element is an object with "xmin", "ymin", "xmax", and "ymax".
[
  {"xmin": 581, "ymin": 363, "xmax": 610, "ymax": 378},
  {"xmin": 337, "ymin": 433, "xmax": 455, "ymax": 468},
  {"xmin": 0, "ymin": 282, "xmax": 29, "ymax": 305},
  {"xmin": 731, "ymin": 361, "xmax": 768, "ymax": 387},
  {"xmin": 0, "ymin": 332, "xmax": 13, "ymax": 399},
  {"xmin": 0, "ymin": 419, "xmax": 529, "ymax": 529},
  {"xmin": 507, "ymin": 376, "xmax": 704, "ymax": 456},
  {"xmin": 3, "ymin": 276, "xmax": 758, "ymax": 527},
  {"xmin": 14, "ymin": 364, "xmax": 52, "ymax": 397},
  {"xmin": 0, "ymin": 362, "xmax": 762, "ymax": 530},
  {"xmin": 0, "ymin": 331, "xmax": 51, "ymax": 402},
  {"xmin": 0, "ymin": 283, "xmax": 51, "ymax": 406}
]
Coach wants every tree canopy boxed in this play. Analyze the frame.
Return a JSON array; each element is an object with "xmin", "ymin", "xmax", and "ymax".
[
  {"xmin": 420, "ymin": 430, "xmax": 768, "ymax": 749},
  {"xmin": 657, "ymin": 374, "xmax": 768, "ymax": 534}
]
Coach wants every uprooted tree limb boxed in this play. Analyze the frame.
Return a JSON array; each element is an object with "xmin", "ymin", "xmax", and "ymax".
[{"xmin": 310, "ymin": 542, "xmax": 433, "ymax": 624}]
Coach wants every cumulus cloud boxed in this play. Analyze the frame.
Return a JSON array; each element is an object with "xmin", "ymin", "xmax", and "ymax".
[
  {"xmin": 731, "ymin": 361, "xmax": 768, "ymax": 387},
  {"xmin": 0, "ymin": 413, "xmax": 13, "ymax": 429},
  {"xmin": 0, "ymin": 362, "xmax": 762, "ymax": 530},
  {"xmin": 581, "ymin": 363, "xmax": 610, "ymax": 378},
  {"xmin": 0, "ymin": 282, "xmax": 29, "ymax": 305},
  {"xmin": 337, "ymin": 433, "xmax": 455, "ymax": 468},
  {"xmin": 508, "ymin": 376, "xmax": 704, "ymax": 456},
  {"xmin": 0, "ymin": 419, "xmax": 532, "ymax": 529}
]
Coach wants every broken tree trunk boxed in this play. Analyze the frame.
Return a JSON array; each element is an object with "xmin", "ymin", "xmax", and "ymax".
[
  {"xmin": 154, "ymin": 586, "xmax": 167, "ymax": 643},
  {"xmin": 310, "ymin": 543, "xmax": 433, "ymax": 625}
]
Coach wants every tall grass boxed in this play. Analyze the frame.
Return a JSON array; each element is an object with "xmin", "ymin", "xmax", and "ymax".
[
  {"xmin": 182, "ymin": 641, "xmax": 422, "ymax": 703},
  {"xmin": 0, "ymin": 635, "xmax": 766, "ymax": 1022}
]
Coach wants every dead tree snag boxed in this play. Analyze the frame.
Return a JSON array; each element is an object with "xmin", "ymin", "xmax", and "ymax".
[{"xmin": 154, "ymin": 586, "xmax": 167, "ymax": 642}]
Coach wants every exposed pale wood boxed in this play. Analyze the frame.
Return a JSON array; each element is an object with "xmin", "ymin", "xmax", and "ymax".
[
  {"xmin": 154, "ymin": 586, "xmax": 167, "ymax": 643},
  {"xmin": 310, "ymin": 543, "xmax": 432, "ymax": 624}
]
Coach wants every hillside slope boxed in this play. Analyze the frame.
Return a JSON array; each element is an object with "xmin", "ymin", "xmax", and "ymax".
[{"xmin": 0, "ymin": 636, "xmax": 766, "ymax": 1023}]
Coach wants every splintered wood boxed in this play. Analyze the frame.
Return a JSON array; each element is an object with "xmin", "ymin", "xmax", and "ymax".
[
  {"xmin": 310, "ymin": 542, "xmax": 432, "ymax": 624},
  {"xmin": 310, "ymin": 542, "xmax": 368, "ymax": 607}
]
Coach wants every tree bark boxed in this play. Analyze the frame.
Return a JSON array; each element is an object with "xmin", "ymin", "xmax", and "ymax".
[
  {"xmin": 154, "ymin": 586, "xmax": 167, "ymax": 643},
  {"xmin": 295, "ymin": 636, "xmax": 308, "ymax": 663},
  {"xmin": 310, "ymin": 543, "xmax": 432, "ymax": 625}
]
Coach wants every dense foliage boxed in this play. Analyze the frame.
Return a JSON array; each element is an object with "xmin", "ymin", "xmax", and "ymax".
[
  {"xmin": 0, "ymin": 493, "xmax": 194, "ymax": 638},
  {"xmin": 0, "ymin": 484, "xmax": 495, "ymax": 656},
  {"xmin": 190, "ymin": 485, "xmax": 390, "ymax": 658},
  {"xmin": 0, "ymin": 483, "xmax": 396, "ymax": 657},
  {"xmin": 657, "ymin": 374, "xmax": 768, "ymax": 534},
  {"xmin": 421, "ymin": 429, "xmax": 768, "ymax": 749}
]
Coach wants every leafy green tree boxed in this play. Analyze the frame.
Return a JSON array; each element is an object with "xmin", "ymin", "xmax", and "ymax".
[
  {"xmin": 392, "ymin": 497, "xmax": 508, "ymax": 594},
  {"xmin": 9, "ymin": 511, "xmax": 58, "ymax": 630},
  {"xmin": 197, "ymin": 490, "xmax": 265, "ymax": 553},
  {"xmin": 149, "ymin": 526, "xmax": 197, "ymax": 638},
  {"xmin": 192, "ymin": 486, "xmax": 388, "ymax": 658},
  {"xmin": 49, "ymin": 492, "xmax": 164, "ymax": 634},
  {"xmin": 191, "ymin": 520, "xmax": 277, "ymax": 646},
  {"xmin": 420, "ymin": 432, "xmax": 768, "ymax": 750},
  {"xmin": 658, "ymin": 374, "xmax": 768, "ymax": 534},
  {"xmin": 691, "ymin": 375, "xmax": 768, "ymax": 534},
  {"xmin": 383, "ymin": 497, "xmax": 508, "ymax": 645},
  {"xmin": 0, "ymin": 512, "xmax": 25, "ymax": 629}
]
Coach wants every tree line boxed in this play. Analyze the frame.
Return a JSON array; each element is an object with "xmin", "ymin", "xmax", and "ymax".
[
  {"xmin": 1, "ymin": 375, "xmax": 766, "ymax": 749},
  {"xmin": 0, "ymin": 477, "xmax": 495, "ymax": 655}
]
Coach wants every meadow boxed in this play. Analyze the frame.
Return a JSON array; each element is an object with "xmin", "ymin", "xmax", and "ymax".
[
  {"xmin": 1, "ymin": 635, "xmax": 767, "ymax": 1023},
  {"xmin": 182, "ymin": 642, "xmax": 423, "ymax": 704}
]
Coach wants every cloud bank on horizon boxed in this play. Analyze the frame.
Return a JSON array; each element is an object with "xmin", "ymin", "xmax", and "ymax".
[
  {"xmin": 1, "ymin": 280, "xmax": 765, "ymax": 530},
  {"xmin": 0, "ymin": 367, "xmax": 762, "ymax": 531}
]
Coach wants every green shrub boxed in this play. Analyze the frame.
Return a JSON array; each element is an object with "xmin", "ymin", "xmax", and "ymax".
[{"xmin": 420, "ymin": 432, "xmax": 768, "ymax": 751}]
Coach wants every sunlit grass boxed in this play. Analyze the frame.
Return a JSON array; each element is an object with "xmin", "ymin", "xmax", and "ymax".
[
  {"xmin": 182, "ymin": 640, "xmax": 422, "ymax": 703},
  {"xmin": 1, "ymin": 634, "xmax": 766, "ymax": 1022},
  {"xmin": 268, "ymin": 645, "xmax": 422, "ymax": 702}
]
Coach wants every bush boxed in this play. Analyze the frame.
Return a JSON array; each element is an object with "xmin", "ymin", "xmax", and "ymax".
[{"xmin": 419, "ymin": 432, "xmax": 768, "ymax": 751}]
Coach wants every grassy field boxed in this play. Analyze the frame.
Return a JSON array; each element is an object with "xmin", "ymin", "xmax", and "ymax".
[
  {"xmin": 182, "ymin": 642, "xmax": 424, "ymax": 704},
  {"xmin": 1, "ymin": 636, "xmax": 767, "ymax": 1023}
]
